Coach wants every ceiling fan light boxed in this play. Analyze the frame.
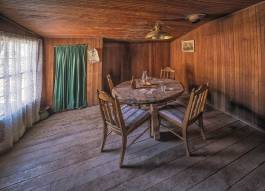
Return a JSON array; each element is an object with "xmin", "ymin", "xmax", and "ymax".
[
  {"xmin": 159, "ymin": 32, "xmax": 173, "ymax": 40},
  {"xmin": 145, "ymin": 30, "xmax": 157, "ymax": 39},
  {"xmin": 145, "ymin": 23, "xmax": 173, "ymax": 40}
]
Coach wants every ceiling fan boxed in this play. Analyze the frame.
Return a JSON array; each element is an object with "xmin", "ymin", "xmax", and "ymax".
[
  {"xmin": 160, "ymin": 13, "xmax": 207, "ymax": 24},
  {"xmin": 160, "ymin": 13, "xmax": 227, "ymax": 24},
  {"xmin": 144, "ymin": 14, "xmax": 206, "ymax": 40},
  {"xmin": 145, "ymin": 22, "xmax": 173, "ymax": 40},
  {"xmin": 145, "ymin": 13, "xmax": 220, "ymax": 40}
]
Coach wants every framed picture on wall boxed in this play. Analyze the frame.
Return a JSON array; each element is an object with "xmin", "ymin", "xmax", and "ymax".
[{"xmin": 181, "ymin": 40, "xmax": 195, "ymax": 52}]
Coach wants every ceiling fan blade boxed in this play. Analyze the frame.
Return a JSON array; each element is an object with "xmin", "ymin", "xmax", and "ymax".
[
  {"xmin": 160, "ymin": 18, "xmax": 186, "ymax": 22},
  {"xmin": 204, "ymin": 13, "xmax": 228, "ymax": 19},
  {"xmin": 159, "ymin": 13, "xmax": 228, "ymax": 25}
]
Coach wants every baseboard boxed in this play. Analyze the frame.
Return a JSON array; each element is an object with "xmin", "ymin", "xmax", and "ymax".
[{"xmin": 207, "ymin": 103, "xmax": 265, "ymax": 134}]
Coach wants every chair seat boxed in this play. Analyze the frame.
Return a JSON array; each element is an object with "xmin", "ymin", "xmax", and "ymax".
[
  {"xmin": 158, "ymin": 105, "xmax": 185, "ymax": 127},
  {"xmin": 121, "ymin": 105, "xmax": 150, "ymax": 132}
]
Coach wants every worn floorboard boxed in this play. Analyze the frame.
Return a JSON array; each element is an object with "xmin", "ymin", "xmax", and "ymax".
[{"xmin": 0, "ymin": 105, "xmax": 264, "ymax": 191}]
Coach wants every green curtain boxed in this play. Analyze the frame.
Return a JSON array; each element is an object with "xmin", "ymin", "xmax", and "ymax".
[{"xmin": 53, "ymin": 45, "xmax": 87, "ymax": 112}]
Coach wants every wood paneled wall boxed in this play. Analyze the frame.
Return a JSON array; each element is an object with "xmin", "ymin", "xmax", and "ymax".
[
  {"xmin": 102, "ymin": 40, "xmax": 130, "ymax": 92},
  {"xmin": 102, "ymin": 40, "xmax": 171, "ymax": 91},
  {"xmin": 1, "ymin": 1, "xmax": 262, "ymax": 40},
  {"xmin": 130, "ymin": 42, "xmax": 170, "ymax": 78},
  {"xmin": 43, "ymin": 38, "xmax": 170, "ymax": 108},
  {"xmin": 170, "ymin": 2, "xmax": 265, "ymax": 130},
  {"xmin": 43, "ymin": 38, "xmax": 103, "ymax": 107}
]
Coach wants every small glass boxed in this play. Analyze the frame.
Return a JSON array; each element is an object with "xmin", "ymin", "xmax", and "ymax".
[
  {"xmin": 161, "ymin": 85, "xmax": 166, "ymax": 93},
  {"xmin": 141, "ymin": 71, "xmax": 148, "ymax": 84}
]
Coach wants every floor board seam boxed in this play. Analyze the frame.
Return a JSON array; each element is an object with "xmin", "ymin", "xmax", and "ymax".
[
  {"xmin": 186, "ymin": 140, "xmax": 265, "ymax": 191},
  {"xmin": 141, "ymin": 124, "xmax": 252, "ymax": 191},
  {"xmin": 225, "ymin": 159, "xmax": 265, "ymax": 190},
  {"xmin": 101, "ymin": 122, "xmax": 248, "ymax": 191},
  {"xmin": 0, "ymin": 136, "xmax": 159, "ymax": 190}
]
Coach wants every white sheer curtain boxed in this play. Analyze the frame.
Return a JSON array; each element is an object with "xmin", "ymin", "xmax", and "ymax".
[{"xmin": 0, "ymin": 32, "xmax": 42, "ymax": 153}]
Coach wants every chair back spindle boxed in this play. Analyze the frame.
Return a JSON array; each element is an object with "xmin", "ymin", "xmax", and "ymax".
[
  {"xmin": 107, "ymin": 74, "xmax": 114, "ymax": 92},
  {"xmin": 158, "ymin": 83, "xmax": 209, "ymax": 157},
  {"xmin": 97, "ymin": 89, "xmax": 151, "ymax": 167},
  {"xmin": 183, "ymin": 84, "xmax": 209, "ymax": 125},
  {"xmin": 160, "ymin": 67, "xmax": 175, "ymax": 80},
  {"xmin": 97, "ymin": 90, "xmax": 125, "ymax": 131}
]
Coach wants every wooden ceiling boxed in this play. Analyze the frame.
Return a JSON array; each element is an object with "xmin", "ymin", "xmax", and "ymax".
[{"xmin": 0, "ymin": 0, "xmax": 263, "ymax": 40}]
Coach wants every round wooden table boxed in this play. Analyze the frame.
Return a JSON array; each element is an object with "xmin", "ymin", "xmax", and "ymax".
[{"xmin": 112, "ymin": 78, "xmax": 184, "ymax": 140}]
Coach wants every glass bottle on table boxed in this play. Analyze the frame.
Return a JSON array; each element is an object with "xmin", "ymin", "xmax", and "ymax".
[
  {"xmin": 161, "ymin": 84, "xmax": 166, "ymax": 93},
  {"xmin": 141, "ymin": 71, "xmax": 148, "ymax": 84},
  {"xmin": 131, "ymin": 76, "xmax": 137, "ymax": 89}
]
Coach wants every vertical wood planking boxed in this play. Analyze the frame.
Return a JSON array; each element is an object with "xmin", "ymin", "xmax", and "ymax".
[
  {"xmin": 102, "ymin": 40, "xmax": 170, "ymax": 91},
  {"xmin": 130, "ymin": 41, "xmax": 170, "ymax": 78},
  {"xmin": 170, "ymin": 2, "xmax": 265, "ymax": 130},
  {"xmin": 256, "ymin": 2, "xmax": 265, "ymax": 124},
  {"xmin": 43, "ymin": 38, "xmax": 169, "ymax": 107},
  {"xmin": 102, "ymin": 40, "xmax": 130, "ymax": 92},
  {"xmin": 43, "ymin": 37, "xmax": 103, "ymax": 107}
]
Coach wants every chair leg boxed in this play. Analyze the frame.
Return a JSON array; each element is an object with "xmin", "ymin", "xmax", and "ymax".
[
  {"xmin": 120, "ymin": 135, "xmax": 127, "ymax": 168},
  {"xmin": 182, "ymin": 127, "xmax": 190, "ymax": 157},
  {"xmin": 198, "ymin": 116, "xmax": 206, "ymax": 140},
  {"xmin": 149, "ymin": 119, "xmax": 153, "ymax": 138},
  {"xmin": 100, "ymin": 126, "xmax": 108, "ymax": 152}
]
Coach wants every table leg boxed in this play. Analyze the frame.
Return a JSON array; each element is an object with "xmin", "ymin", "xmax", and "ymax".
[{"xmin": 150, "ymin": 104, "xmax": 160, "ymax": 140}]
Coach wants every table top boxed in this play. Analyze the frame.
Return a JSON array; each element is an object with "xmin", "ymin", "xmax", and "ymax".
[{"xmin": 112, "ymin": 78, "xmax": 184, "ymax": 104}]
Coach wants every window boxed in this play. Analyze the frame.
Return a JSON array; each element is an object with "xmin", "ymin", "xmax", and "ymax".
[{"xmin": 0, "ymin": 33, "xmax": 42, "ymax": 119}]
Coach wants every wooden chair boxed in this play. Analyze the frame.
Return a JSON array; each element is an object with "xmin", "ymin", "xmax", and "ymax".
[
  {"xmin": 158, "ymin": 84, "xmax": 209, "ymax": 156},
  {"xmin": 107, "ymin": 74, "xmax": 143, "ymax": 109},
  {"xmin": 160, "ymin": 67, "xmax": 175, "ymax": 80},
  {"xmin": 106, "ymin": 74, "xmax": 114, "ymax": 93},
  {"xmin": 97, "ymin": 90, "xmax": 151, "ymax": 167}
]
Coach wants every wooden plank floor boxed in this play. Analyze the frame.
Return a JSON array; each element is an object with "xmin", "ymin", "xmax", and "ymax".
[{"xmin": 0, "ymin": 105, "xmax": 264, "ymax": 191}]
